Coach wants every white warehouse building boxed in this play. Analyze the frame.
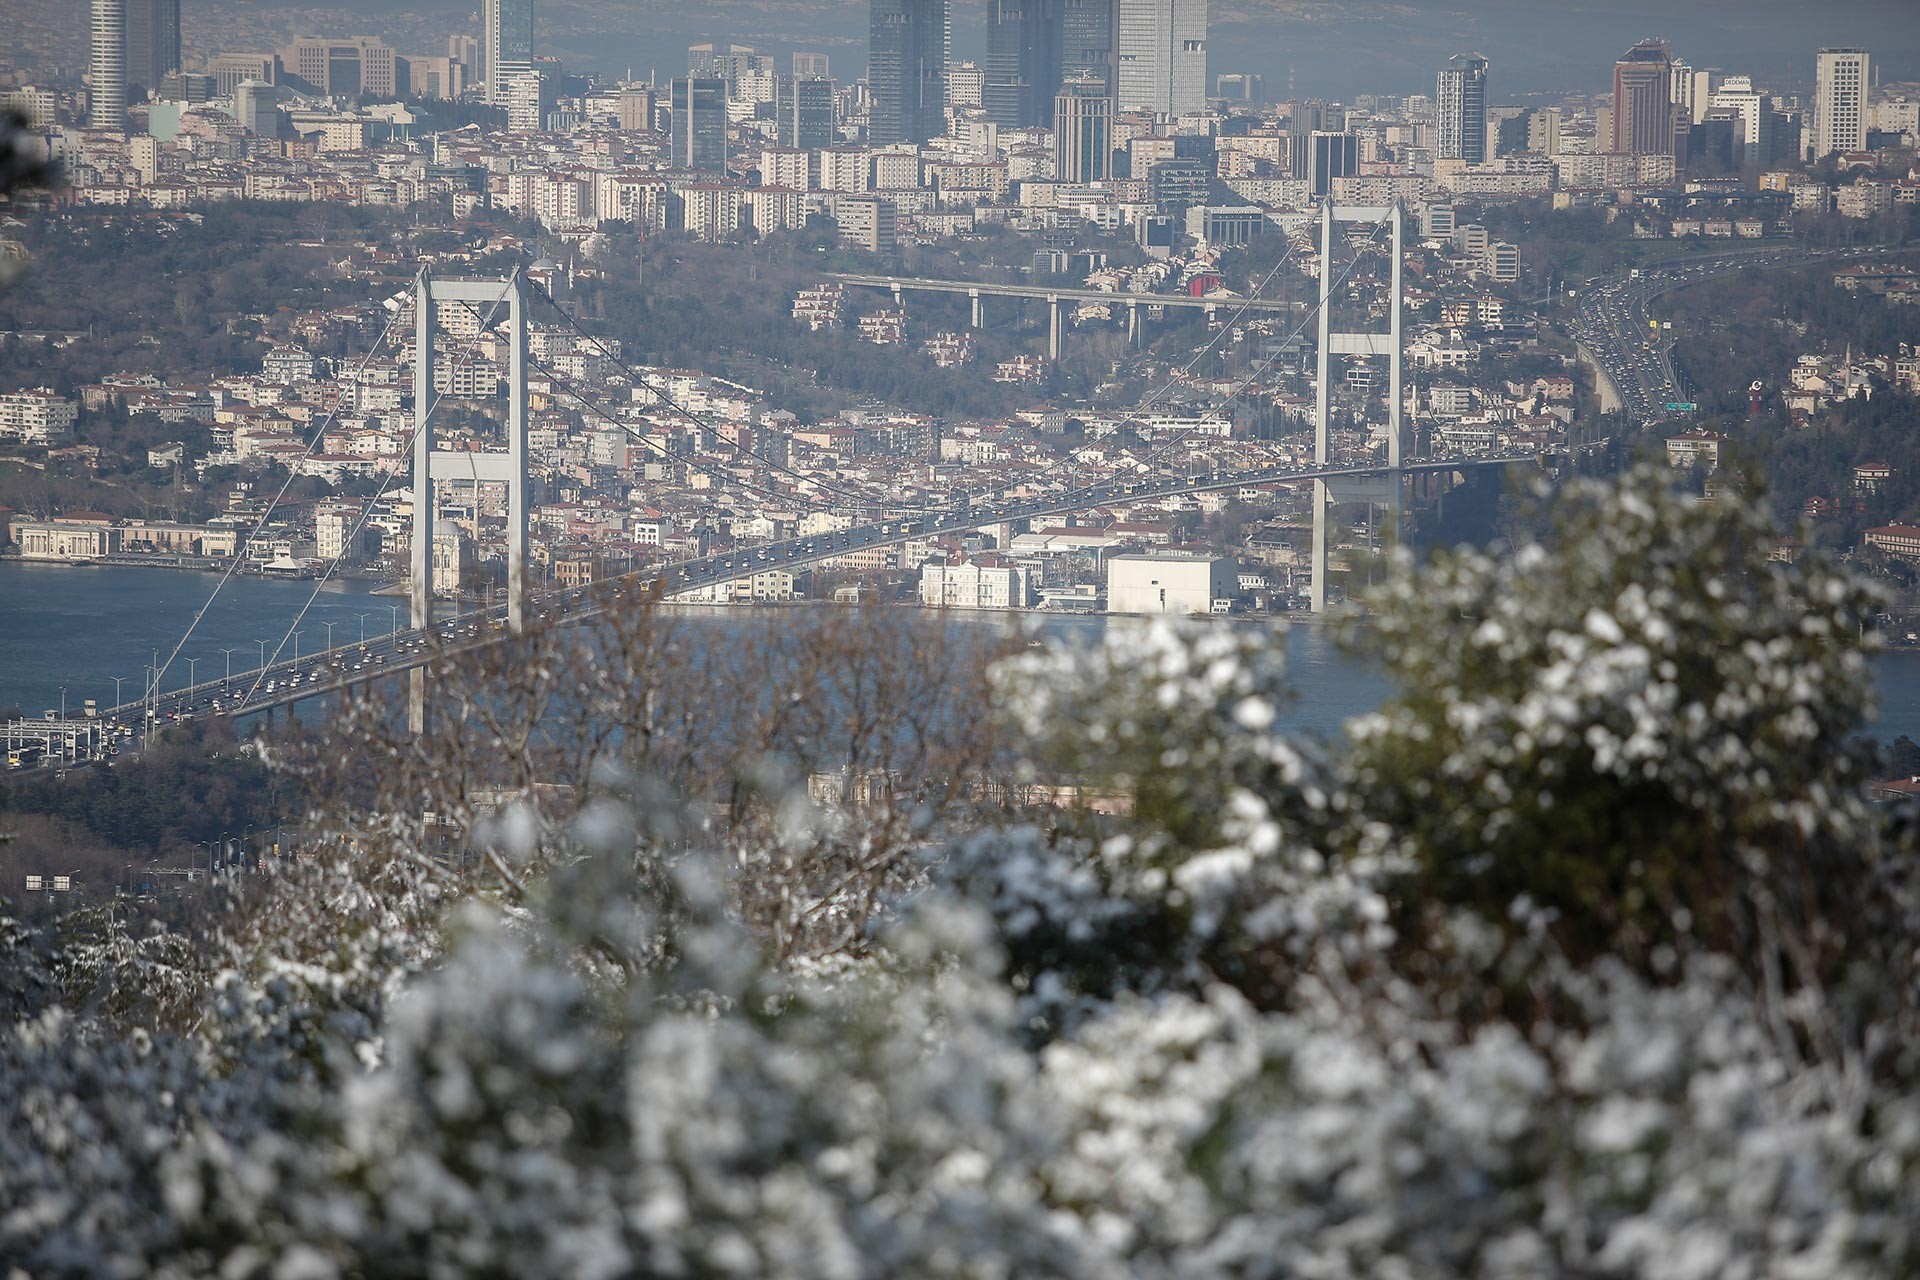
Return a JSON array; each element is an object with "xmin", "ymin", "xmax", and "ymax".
[{"xmin": 1107, "ymin": 552, "xmax": 1239, "ymax": 615}]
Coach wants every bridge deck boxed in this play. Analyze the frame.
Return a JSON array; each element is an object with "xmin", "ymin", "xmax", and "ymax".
[
  {"xmin": 51, "ymin": 454, "xmax": 1538, "ymax": 737},
  {"xmin": 828, "ymin": 273, "xmax": 1302, "ymax": 312}
]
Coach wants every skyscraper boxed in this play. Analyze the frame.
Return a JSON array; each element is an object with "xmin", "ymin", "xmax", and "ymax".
[
  {"xmin": 1815, "ymin": 47, "xmax": 1869, "ymax": 157},
  {"xmin": 88, "ymin": 0, "xmax": 128, "ymax": 132},
  {"xmin": 1612, "ymin": 39, "xmax": 1674, "ymax": 156},
  {"xmin": 985, "ymin": 0, "xmax": 1064, "ymax": 129},
  {"xmin": 1060, "ymin": 0, "xmax": 1113, "ymax": 96},
  {"xmin": 125, "ymin": 0, "xmax": 182, "ymax": 92},
  {"xmin": 1114, "ymin": 0, "xmax": 1207, "ymax": 119},
  {"xmin": 869, "ymin": 0, "xmax": 950, "ymax": 147},
  {"xmin": 777, "ymin": 76, "xmax": 835, "ymax": 149},
  {"xmin": 1435, "ymin": 52, "xmax": 1488, "ymax": 164},
  {"xmin": 1054, "ymin": 76, "xmax": 1111, "ymax": 182},
  {"xmin": 484, "ymin": 0, "xmax": 535, "ymax": 106},
  {"xmin": 671, "ymin": 77, "xmax": 728, "ymax": 170}
]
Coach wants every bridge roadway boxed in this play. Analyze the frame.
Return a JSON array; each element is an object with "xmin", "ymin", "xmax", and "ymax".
[
  {"xmin": 828, "ymin": 273, "xmax": 1302, "ymax": 314},
  {"xmin": 94, "ymin": 453, "xmax": 1535, "ymax": 734}
]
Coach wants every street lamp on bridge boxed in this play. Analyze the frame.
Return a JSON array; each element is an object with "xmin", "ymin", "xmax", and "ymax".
[{"xmin": 220, "ymin": 648, "xmax": 242, "ymax": 689}]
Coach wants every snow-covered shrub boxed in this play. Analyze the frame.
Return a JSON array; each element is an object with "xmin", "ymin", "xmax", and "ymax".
[{"xmin": 3, "ymin": 469, "xmax": 1919, "ymax": 1277}]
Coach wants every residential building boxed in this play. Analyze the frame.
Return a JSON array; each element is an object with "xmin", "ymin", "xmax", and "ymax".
[
  {"xmin": 1815, "ymin": 47, "xmax": 1870, "ymax": 158},
  {"xmin": 1866, "ymin": 525, "xmax": 1920, "ymax": 562},
  {"xmin": 0, "ymin": 390, "xmax": 79, "ymax": 445},
  {"xmin": 618, "ymin": 86, "xmax": 656, "ymax": 132},
  {"xmin": 1664, "ymin": 431, "xmax": 1721, "ymax": 471},
  {"xmin": 835, "ymin": 194, "xmax": 898, "ymax": 251},
  {"xmin": 869, "ymin": 0, "xmax": 951, "ymax": 146},
  {"xmin": 1114, "ymin": 0, "xmax": 1207, "ymax": 118},
  {"xmin": 1436, "ymin": 52, "xmax": 1489, "ymax": 164}
]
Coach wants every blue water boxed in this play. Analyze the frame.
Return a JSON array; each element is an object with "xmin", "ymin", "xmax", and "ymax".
[
  {"xmin": 3, "ymin": 562, "xmax": 1919, "ymax": 744},
  {"xmin": 0, "ymin": 562, "xmax": 399, "ymax": 714}
]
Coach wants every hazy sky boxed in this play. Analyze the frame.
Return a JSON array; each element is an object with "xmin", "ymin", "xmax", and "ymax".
[
  {"xmin": 564, "ymin": 0, "xmax": 1919, "ymax": 97},
  {"xmin": 181, "ymin": 0, "xmax": 1920, "ymax": 99}
]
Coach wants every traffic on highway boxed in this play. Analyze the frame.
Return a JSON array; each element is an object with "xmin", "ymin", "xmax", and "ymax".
[
  {"xmin": 1565, "ymin": 245, "xmax": 1873, "ymax": 426},
  {"xmin": 86, "ymin": 451, "xmax": 1534, "ymax": 743}
]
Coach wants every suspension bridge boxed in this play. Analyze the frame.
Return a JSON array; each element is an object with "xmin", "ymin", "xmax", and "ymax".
[{"xmin": 6, "ymin": 201, "xmax": 1565, "ymax": 764}]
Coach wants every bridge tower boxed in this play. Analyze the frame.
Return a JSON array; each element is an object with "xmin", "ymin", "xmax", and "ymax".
[
  {"xmin": 1310, "ymin": 200, "xmax": 1404, "ymax": 614},
  {"xmin": 410, "ymin": 269, "xmax": 531, "ymax": 735}
]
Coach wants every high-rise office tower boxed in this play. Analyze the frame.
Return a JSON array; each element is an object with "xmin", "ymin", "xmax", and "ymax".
[
  {"xmin": 1054, "ymin": 76, "xmax": 1111, "ymax": 182},
  {"xmin": 671, "ymin": 76, "xmax": 728, "ymax": 170},
  {"xmin": 235, "ymin": 79, "xmax": 277, "ymax": 136},
  {"xmin": 793, "ymin": 52, "xmax": 830, "ymax": 79},
  {"xmin": 1707, "ymin": 76, "xmax": 1775, "ymax": 165},
  {"xmin": 1061, "ymin": 0, "xmax": 1113, "ymax": 96},
  {"xmin": 1435, "ymin": 52, "xmax": 1489, "ymax": 163},
  {"xmin": 89, "ymin": 0, "xmax": 128, "ymax": 132},
  {"xmin": 1612, "ymin": 39, "xmax": 1674, "ymax": 156},
  {"xmin": 869, "ymin": 0, "xmax": 950, "ymax": 146},
  {"xmin": 1215, "ymin": 72, "xmax": 1262, "ymax": 102},
  {"xmin": 1114, "ymin": 0, "xmax": 1207, "ymax": 118},
  {"xmin": 1286, "ymin": 98, "xmax": 1323, "ymax": 179},
  {"xmin": 484, "ymin": 0, "xmax": 535, "ymax": 106},
  {"xmin": 449, "ymin": 35, "xmax": 482, "ymax": 84},
  {"xmin": 985, "ymin": 0, "xmax": 1064, "ymax": 129},
  {"xmin": 1306, "ymin": 129, "xmax": 1357, "ymax": 195},
  {"xmin": 125, "ymin": 0, "xmax": 182, "ymax": 91},
  {"xmin": 1815, "ymin": 47, "xmax": 1869, "ymax": 157},
  {"xmin": 280, "ymin": 36, "xmax": 398, "ymax": 97},
  {"xmin": 777, "ymin": 76, "xmax": 835, "ymax": 148}
]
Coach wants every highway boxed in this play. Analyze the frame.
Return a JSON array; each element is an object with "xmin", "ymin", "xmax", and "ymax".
[
  {"xmin": 1564, "ymin": 244, "xmax": 1877, "ymax": 426},
  {"xmin": 74, "ymin": 451, "xmax": 1537, "ymax": 742},
  {"xmin": 827, "ymin": 272, "xmax": 1301, "ymax": 314}
]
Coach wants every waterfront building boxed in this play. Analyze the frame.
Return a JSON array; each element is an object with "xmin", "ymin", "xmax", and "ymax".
[{"xmin": 1107, "ymin": 551, "xmax": 1237, "ymax": 614}]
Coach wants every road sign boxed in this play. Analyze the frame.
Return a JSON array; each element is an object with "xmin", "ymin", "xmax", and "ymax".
[{"xmin": 1665, "ymin": 402, "xmax": 1698, "ymax": 412}]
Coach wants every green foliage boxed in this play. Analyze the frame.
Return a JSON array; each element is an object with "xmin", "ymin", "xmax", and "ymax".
[{"xmin": 0, "ymin": 719, "xmax": 285, "ymax": 855}]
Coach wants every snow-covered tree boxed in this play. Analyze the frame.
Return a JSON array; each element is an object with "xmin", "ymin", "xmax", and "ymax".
[{"xmin": 4, "ymin": 470, "xmax": 1918, "ymax": 1277}]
